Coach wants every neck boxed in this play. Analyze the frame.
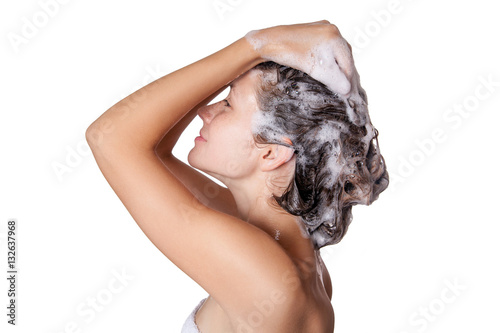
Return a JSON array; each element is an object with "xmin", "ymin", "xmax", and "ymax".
[{"xmin": 223, "ymin": 173, "xmax": 317, "ymax": 260}]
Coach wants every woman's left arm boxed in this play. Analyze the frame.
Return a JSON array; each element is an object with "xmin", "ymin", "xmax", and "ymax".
[{"xmin": 84, "ymin": 35, "xmax": 303, "ymax": 314}]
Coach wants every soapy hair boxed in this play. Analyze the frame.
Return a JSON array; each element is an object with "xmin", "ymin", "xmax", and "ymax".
[{"xmin": 251, "ymin": 61, "xmax": 389, "ymax": 248}]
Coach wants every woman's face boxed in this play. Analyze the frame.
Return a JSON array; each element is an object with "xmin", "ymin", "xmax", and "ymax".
[{"xmin": 187, "ymin": 69, "xmax": 263, "ymax": 181}]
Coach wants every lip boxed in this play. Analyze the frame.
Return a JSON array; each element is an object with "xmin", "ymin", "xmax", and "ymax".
[{"xmin": 195, "ymin": 130, "xmax": 207, "ymax": 142}]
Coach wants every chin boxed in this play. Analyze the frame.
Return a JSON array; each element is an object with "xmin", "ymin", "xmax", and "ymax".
[
  {"xmin": 187, "ymin": 149, "xmax": 198, "ymax": 168},
  {"xmin": 187, "ymin": 150, "xmax": 209, "ymax": 173}
]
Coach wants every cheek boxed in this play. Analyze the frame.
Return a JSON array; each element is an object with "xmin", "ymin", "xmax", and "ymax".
[
  {"xmin": 211, "ymin": 136, "xmax": 255, "ymax": 175},
  {"xmin": 215, "ymin": 116, "xmax": 253, "ymax": 147},
  {"xmin": 227, "ymin": 140, "xmax": 259, "ymax": 173}
]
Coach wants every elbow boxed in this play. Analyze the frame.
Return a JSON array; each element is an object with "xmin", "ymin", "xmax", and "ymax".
[
  {"xmin": 85, "ymin": 123, "xmax": 101, "ymax": 149},
  {"xmin": 85, "ymin": 118, "xmax": 114, "ymax": 150}
]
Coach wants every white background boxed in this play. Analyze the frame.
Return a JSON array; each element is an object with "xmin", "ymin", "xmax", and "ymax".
[{"xmin": 1, "ymin": 0, "xmax": 499, "ymax": 332}]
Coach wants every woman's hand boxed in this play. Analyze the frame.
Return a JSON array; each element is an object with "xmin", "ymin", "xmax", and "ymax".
[{"xmin": 245, "ymin": 20, "xmax": 355, "ymax": 96}]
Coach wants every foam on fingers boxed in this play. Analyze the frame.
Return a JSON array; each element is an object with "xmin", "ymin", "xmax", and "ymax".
[{"xmin": 245, "ymin": 27, "xmax": 368, "ymax": 128}]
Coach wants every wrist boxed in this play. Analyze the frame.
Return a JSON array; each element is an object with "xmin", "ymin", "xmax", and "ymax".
[{"xmin": 244, "ymin": 28, "xmax": 281, "ymax": 63}]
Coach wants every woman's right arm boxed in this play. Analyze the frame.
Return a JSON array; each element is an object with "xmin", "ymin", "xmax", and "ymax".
[{"xmin": 154, "ymin": 85, "xmax": 239, "ymax": 217}]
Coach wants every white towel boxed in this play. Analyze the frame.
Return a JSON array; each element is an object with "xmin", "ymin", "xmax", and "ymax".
[{"xmin": 181, "ymin": 298, "xmax": 207, "ymax": 333}]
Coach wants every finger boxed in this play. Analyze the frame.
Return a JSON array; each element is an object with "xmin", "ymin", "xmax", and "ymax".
[
  {"xmin": 332, "ymin": 37, "xmax": 354, "ymax": 79},
  {"xmin": 346, "ymin": 41, "xmax": 353, "ymax": 54}
]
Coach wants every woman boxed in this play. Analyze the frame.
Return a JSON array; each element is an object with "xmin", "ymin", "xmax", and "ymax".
[{"xmin": 86, "ymin": 20, "xmax": 388, "ymax": 333}]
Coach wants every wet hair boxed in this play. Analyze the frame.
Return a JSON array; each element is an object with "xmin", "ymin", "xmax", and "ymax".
[{"xmin": 251, "ymin": 61, "xmax": 389, "ymax": 248}]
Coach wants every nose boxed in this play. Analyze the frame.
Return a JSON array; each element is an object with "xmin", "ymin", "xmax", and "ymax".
[{"xmin": 197, "ymin": 102, "xmax": 222, "ymax": 124}]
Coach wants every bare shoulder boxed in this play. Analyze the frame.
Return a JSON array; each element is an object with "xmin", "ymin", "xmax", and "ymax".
[
  {"xmin": 227, "ymin": 260, "xmax": 334, "ymax": 332},
  {"xmin": 198, "ymin": 258, "xmax": 334, "ymax": 332},
  {"xmin": 290, "ymin": 253, "xmax": 334, "ymax": 332}
]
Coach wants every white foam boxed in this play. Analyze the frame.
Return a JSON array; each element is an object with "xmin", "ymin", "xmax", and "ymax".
[
  {"xmin": 245, "ymin": 30, "xmax": 265, "ymax": 52},
  {"xmin": 308, "ymin": 40, "xmax": 351, "ymax": 95},
  {"xmin": 250, "ymin": 106, "xmax": 285, "ymax": 142}
]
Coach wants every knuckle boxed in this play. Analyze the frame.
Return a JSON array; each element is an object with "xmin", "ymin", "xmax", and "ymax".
[
  {"xmin": 328, "ymin": 24, "xmax": 340, "ymax": 35},
  {"xmin": 318, "ymin": 23, "xmax": 340, "ymax": 39}
]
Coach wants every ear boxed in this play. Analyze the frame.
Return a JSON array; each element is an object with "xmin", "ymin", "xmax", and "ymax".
[{"xmin": 260, "ymin": 143, "xmax": 295, "ymax": 172}]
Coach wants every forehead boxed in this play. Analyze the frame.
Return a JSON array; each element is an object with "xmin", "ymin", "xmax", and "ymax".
[
  {"xmin": 229, "ymin": 70, "xmax": 261, "ymax": 119},
  {"xmin": 231, "ymin": 69, "xmax": 261, "ymax": 96}
]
